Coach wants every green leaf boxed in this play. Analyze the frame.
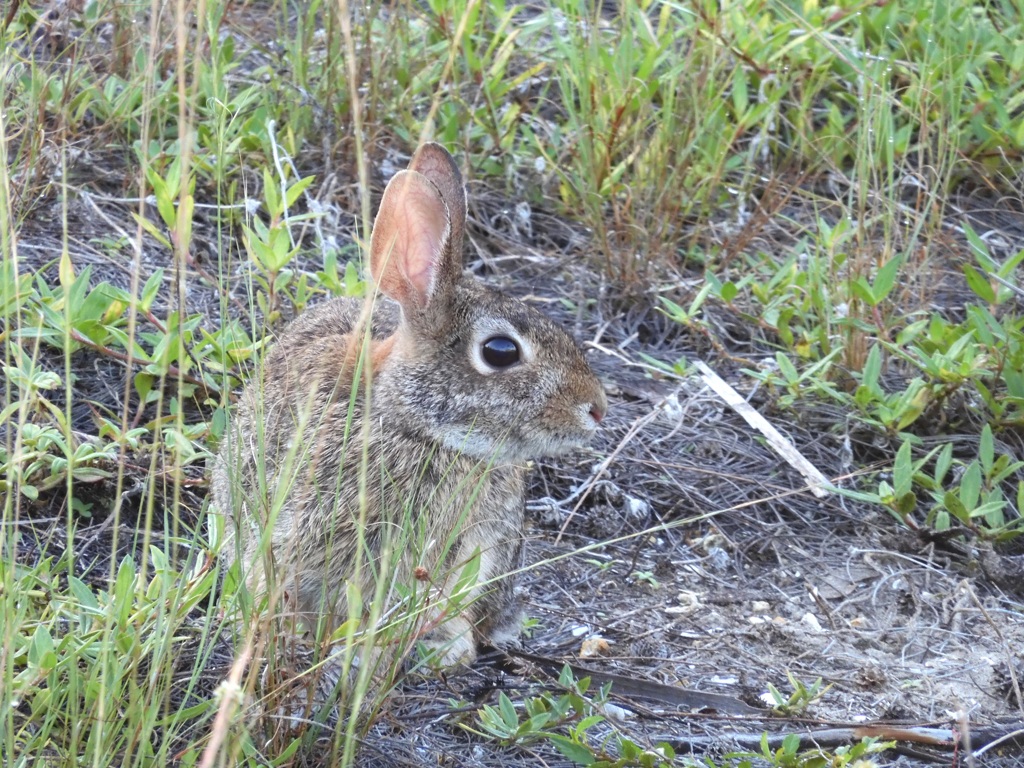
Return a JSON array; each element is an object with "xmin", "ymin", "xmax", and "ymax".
[
  {"xmin": 30, "ymin": 625, "xmax": 57, "ymax": 672},
  {"xmin": 210, "ymin": 407, "xmax": 228, "ymax": 440},
  {"xmin": 548, "ymin": 734, "xmax": 595, "ymax": 765},
  {"xmin": 72, "ymin": 467, "xmax": 113, "ymax": 482},
  {"xmin": 896, "ymin": 318, "xmax": 929, "ymax": 347},
  {"xmin": 893, "ymin": 440, "xmax": 913, "ymax": 498},
  {"xmin": 558, "ymin": 665, "xmax": 575, "ymax": 688},
  {"xmin": 962, "ymin": 221, "xmax": 996, "ymax": 272},
  {"xmin": 269, "ymin": 229, "xmax": 291, "ymax": 271},
  {"xmin": 78, "ymin": 282, "xmax": 120, "ymax": 326},
  {"xmin": 960, "ymin": 461, "xmax": 982, "ymax": 511},
  {"xmin": 132, "ymin": 213, "xmax": 172, "ymax": 251},
  {"xmin": 139, "ymin": 268, "xmax": 164, "ymax": 313},
  {"xmin": 719, "ymin": 281, "xmax": 738, "ymax": 303},
  {"xmin": 524, "ymin": 712, "xmax": 552, "ymax": 732},
  {"xmin": 781, "ymin": 733, "xmax": 801, "ymax": 755},
  {"xmin": 498, "ymin": 692, "xmax": 518, "ymax": 728},
  {"xmin": 934, "ymin": 443, "xmax": 953, "ymax": 486},
  {"xmin": 177, "ymin": 193, "xmax": 195, "ymax": 246},
  {"xmin": 944, "ymin": 490, "xmax": 969, "ymax": 523},
  {"xmin": 861, "ymin": 345, "xmax": 882, "ymax": 393},
  {"xmin": 68, "ymin": 576, "xmax": 99, "ymax": 611},
  {"xmin": 133, "ymin": 372, "xmax": 155, "ymax": 403},
  {"xmin": 687, "ymin": 281, "xmax": 713, "ymax": 317},
  {"xmin": 155, "ymin": 189, "xmax": 177, "ymax": 230},
  {"xmin": 328, "ymin": 617, "xmax": 360, "ymax": 643},
  {"xmin": 450, "ymin": 549, "xmax": 482, "ymax": 606},
  {"xmin": 877, "ymin": 480, "xmax": 894, "ymax": 506},
  {"xmin": 250, "ymin": 216, "xmax": 270, "ymax": 242},
  {"xmin": 851, "ymin": 276, "xmax": 876, "ymax": 305},
  {"xmin": 114, "ymin": 556, "xmax": 136, "ymax": 626},
  {"xmin": 0, "ymin": 260, "xmax": 31, "ymax": 315},
  {"xmin": 343, "ymin": 259, "xmax": 363, "ymax": 296},
  {"xmin": 775, "ymin": 352, "xmax": 799, "ymax": 384},
  {"xmin": 65, "ymin": 264, "xmax": 93, "ymax": 317},
  {"xmin": 972, "ymin": 500, "xmax": 1006, "ymax": 526},
  {"xmin": 997, "ymin": 246, "xmax": 1024, "ymax": 279},
  {"xmin": 963, "ymin": 264, "xmax": 995, "ymax": 303},
  {"xmin": 991, "ymin": 455, "xmax": 1024, "ymax": 485},
  {"xmin": 895, "ymin": 385, "xmax": 929, "ymax": 430},
  {"xmin": 872, "ymin": 253, "xmax": 903, "ymax": 303},
  {"xmin": 931, "ymin": 508, "xmax": 950, "ymax": 531},
  {"xmin": 284, "ymin": 175, "xmax": 316, "ymax": 210},
  {"xmin": 732, "ymin": 66, "xmax": 749, "ymax": 114},
  {"xmin": 1006, "ymin": 369, "xmax": 1024, "ymax": 399},
  {"xmin": 965, "ymin": 305, "xmax": 1003, "ymax": 345},
  {"xmin": 897, "ymin": 492, "xmax": 917, "ymax": 516},
  {"xmin": 979, "ymin": 425, "xmax": 994, "ymax": 475},
  {"xmin": 262, "ymin": 168, "xmax": 280, "ymax": 216}
]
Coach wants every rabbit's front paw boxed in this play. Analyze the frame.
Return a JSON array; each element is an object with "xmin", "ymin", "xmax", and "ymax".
[
  {"xmin": 419, "ymin": 617, "xmax": 477, "ymax": 668},
  {"xmin": 486, "ymin": 615, "xmax": 524, "ymax": 650}
]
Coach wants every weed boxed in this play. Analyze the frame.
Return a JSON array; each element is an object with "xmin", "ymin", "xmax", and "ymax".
[
  {"xmin": 734, "ymin": 733, "xmax": 894, "ymax": 768},
  {"xmin": 763, "ymin": 671, "xmax": 829, "ymax": 716},
  {"xmin": 469, "ymin": 666, "xmax": 677, "ymax": 767},
  {"xmin": 242, "ymin": 167, "xmax": 319, "ymax": 324}
]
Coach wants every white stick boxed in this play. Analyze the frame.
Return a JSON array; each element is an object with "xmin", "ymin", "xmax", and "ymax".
[{"xmin": 693, "ymin": 360, "xmax": 831, "ymax": 498}]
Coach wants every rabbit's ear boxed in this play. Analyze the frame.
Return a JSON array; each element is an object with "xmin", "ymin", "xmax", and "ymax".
[
  {"xmin": 369, "ymin": 169, "xmax": 455, "ymax": 312},
  {"xmin": 409, "ymin": 143, "xmax": 466, "ymax": 242}
]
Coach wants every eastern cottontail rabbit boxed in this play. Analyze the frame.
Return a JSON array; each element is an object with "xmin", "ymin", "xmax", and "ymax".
[{"xmin": 213, "ymin": 143, "xmax": 607, "ymax": 673}]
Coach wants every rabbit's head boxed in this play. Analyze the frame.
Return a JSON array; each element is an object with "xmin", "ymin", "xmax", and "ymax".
[{"xmin": 367, "ymin": 143, "xmax": 607, "ymax": 463}]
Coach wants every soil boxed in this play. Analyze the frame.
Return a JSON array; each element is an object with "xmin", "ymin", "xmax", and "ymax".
[{"xmin": 7, "ymin": 3, "xmax": 1024, "ymax": 766}]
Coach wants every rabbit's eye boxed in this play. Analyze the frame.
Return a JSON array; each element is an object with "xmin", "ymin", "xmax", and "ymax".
[{"xmin": 482, "ymin": 336, "xmax": 520, "ymax": 368}]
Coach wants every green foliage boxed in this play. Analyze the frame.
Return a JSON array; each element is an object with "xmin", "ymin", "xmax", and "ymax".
[
  {"xmin": 909, "ymin": 428, "xmax": 1024, "ymax": 539},
  {"xmin": 243, "ymin": 168, "xmax": 320, "ymax": 324},
  {"xmin": 16, "ymin": 261, "xmax": 258, "ymax": 403},
  {"xmin": 0, "ymin": 348, "xmax": 114, "ymax": 500},
  {"xmin": 0, "ymin": 259, "xmax": 33, "ymax": 318},
  {"xmin": 470, "ymin": 666, "xmax": 676, "ymax": 767},
  {"xmin": 1, "ymin": 551, "xmax": 221, "ymax": 765},
  {"xmin": 545, "ymin": 0, "xmax": 722, "ymax": 281},
  {"xmin": 423, "ymin": 0, "xmax": 547, "ymax": 165},
  {"xmin": 763, "ymin": 672, "xmax": 829, "ymax": 716},
  {"xmin": 683, "ymin": 217, "xmax": 1024, "ymax": 541},
  {"xmin": 0, "ymin": 420, "xmax": 115, "ymax": 502},
  {"xmin": 741, "ymin": 733, "xmax": 894, "ymax": 768},
  {"xmin": 736, "ymin": 321, "xmax": 1024, "ymax": 539}
]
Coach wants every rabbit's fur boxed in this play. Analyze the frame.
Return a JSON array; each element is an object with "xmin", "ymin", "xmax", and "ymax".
[{"xmin": 213, "ymin": 143, "xmax": 607, "ymax": 671}]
